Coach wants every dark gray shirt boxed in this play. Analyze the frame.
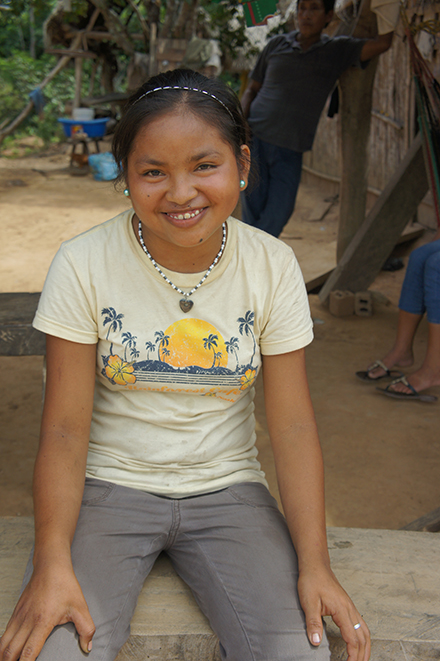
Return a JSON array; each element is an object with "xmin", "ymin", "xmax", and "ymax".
[{"xmin": 248, "ymin": 31, "xmax": 366, "ymax": 152}]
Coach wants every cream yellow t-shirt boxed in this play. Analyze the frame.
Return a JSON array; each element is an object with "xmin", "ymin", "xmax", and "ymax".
[{"xmin": 34, "ymin": 211, "xmax": 313, "ymax": 497}]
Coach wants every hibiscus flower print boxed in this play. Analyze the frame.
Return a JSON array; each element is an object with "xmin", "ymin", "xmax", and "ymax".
[
  {"xmin": 240, "ymin": 368, "xmax": 256, "ymax": 390},
  {"xmin": 104, "ymin": 354, "xmax": 136, "ymax": 386}
]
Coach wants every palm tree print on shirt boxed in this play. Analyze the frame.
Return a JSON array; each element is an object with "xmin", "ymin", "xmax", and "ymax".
[
  {"xmin": 102, "ymin": 307, "xmax": 124, "ymax": 354},
  {"xmin": 225, "ymin": 337, "xmax": 240, "ymax": 372},
  {"xmin": 145, "ymin": 341, "xmax": 156, "ymax": 360},
  {"xmin": 155, "ymin": 330, "xmax": 170, "ymax": 362},
  {"xmin": 122, "ymin": 332, "xmax": 137, "ymax": 361},
  {"xmin": 100, "ymin": 309, "xmax": 258, "ymax": 394},
  {"xmin": 238, "ymin": 311, "xmax": 256, "ymax": 367},
  {"xmin": 203, "ymin": 334, "xmax": 219, "ymax": 368}
]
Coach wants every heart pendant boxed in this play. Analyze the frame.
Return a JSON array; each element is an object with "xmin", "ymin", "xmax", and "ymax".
[{"xmin": 180, "ymin": 298, "xmax": 194, "ymax": 313}]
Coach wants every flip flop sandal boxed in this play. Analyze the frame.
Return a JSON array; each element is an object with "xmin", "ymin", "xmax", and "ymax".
[
  {"xmin": 376, "ymin": 376, "xmax": 438, "ymax": 403},
  {"xmin": 355, "ymin": 360, "xmax": 403, "ymax": 382}
]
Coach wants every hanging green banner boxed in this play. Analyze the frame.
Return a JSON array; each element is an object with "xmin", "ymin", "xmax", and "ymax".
[{"xmin": 240, "ymin": 0, "xmax": 278, "ymax": 26}]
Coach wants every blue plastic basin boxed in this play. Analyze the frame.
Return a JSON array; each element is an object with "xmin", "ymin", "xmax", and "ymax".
[{"xmin": 58, "ymin": 117, "xmax": 109, "ymax": 138}]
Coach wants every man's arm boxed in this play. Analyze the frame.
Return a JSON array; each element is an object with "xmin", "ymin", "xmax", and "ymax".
[
  {"xmin": 241, "ymin": 79, "xmax": 262, "ymax": 119},
  {"xmin": 360, "ymin": 31, "xmax": 393, "ymax": 61}
]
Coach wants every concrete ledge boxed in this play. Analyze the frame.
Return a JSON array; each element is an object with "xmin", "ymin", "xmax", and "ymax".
[{"xmin": 1, "ymin": 517, "xmax": 439, "ymax": 660}]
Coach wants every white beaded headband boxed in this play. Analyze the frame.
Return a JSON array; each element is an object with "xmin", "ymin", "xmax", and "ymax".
[{"xmin": 133, "ymin": 85, "xmax": 235, "ymax": 122}]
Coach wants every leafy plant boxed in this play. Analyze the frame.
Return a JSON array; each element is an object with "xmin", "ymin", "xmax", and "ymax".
[{"xmin": 0, "ymin": 52, "xmax": 101, "ymax": 145}]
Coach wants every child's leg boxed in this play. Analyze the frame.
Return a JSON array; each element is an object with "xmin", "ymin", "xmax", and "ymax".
[
  {"xmin": 168, "ymin": 482, "xmax": 330, "ymax": 661},
  {"xmin": 388, "ymin": 250, "xmax": 440, "ymax": 394},
  {"xmin": 20, "ymin": 479, "xmax": 170, "ymax": 661},
  {"xmin": 424, "ymin": 248, "xmax": 440, "ymax": 324},
  {"xmin": 364, "ymin": 241, "xmax": 440, "ymax": 379},
  {"xmin": 399, "ymin": 239, "xmax": 440, "ymax": 315}
]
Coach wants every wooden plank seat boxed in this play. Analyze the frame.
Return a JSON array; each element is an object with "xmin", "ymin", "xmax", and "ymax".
[
  {"xmin": 1, "ymin": 518, "xmax": 439, "ymax": 660},
  {"xmin": 0, "ymin": 293, "xmax": 44, "ymax": 357}
]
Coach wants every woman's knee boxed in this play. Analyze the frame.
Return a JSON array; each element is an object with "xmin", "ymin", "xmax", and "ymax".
[
  {"xmin": 424, "ymin": 250, "xmax": 440, "ymax": 276},
  {"xmin": 219, "ymin": 626, "xmax": 331, "ymax": 661},
  {"xmin": 424, "ymin": 252, "xmax": 440, "ymax": 323},
  {"xmin": 407, "ymin": 244, "xmax": 431, "ymax": 274}
]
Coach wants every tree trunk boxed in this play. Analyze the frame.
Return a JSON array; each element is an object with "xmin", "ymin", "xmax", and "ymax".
[
  {"xmin": 161, "ymin": 0, "xmax": 177, "ymax": 37},
  {"xmin": 172, "ymin": 0, "xmax": 198, "ymax": 40},
  {"xmin": 336, "ymin": 0, "xmax": 378, "ymax": 262},
  {"xmin": 29, "ymin": 2, "xmax": 36, "ymax": 58},
  {"xmin": 149, "ymin": 22, "xmax": 157, "ymax": 76}
]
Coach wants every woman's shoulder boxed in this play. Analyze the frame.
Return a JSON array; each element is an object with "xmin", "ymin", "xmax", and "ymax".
[
  {"xmin": 59, "ymin": 210, "xmax": 132, "ymax": 258},
  {"xmin": 232, "ymin": 217, "xmax": 298, "ymax": 263}
]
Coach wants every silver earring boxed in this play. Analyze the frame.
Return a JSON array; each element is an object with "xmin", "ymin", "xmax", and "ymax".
[
  {"xmin": 124, "ymin": 188, "xmax": 130, "ymax": 197},
  {"xmin": 240, "ymin": 180, "xmax": 246, "ymax": 189}
]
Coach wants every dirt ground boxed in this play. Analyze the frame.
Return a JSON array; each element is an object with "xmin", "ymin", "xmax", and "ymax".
[{"xmin": 1, "ymin": 144, "xmax": 439, "ymax": 530}]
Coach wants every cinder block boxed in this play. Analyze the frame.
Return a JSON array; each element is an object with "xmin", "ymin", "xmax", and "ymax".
[
  {"xmin": 329, "ymin": 290, "xmax": 355, "ymax": 317},
  {"xmin": 355, "ymin": 291, "xmax": 373, "ymax": 316}
]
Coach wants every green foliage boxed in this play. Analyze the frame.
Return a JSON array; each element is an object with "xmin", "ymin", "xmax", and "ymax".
[
  {"xmin": 219, "ymin": 70, "xmax": 242, "ymax": 95},
  {"xmin": 266, "ymin": 19, "xmax": 290, "ymax": 38},
  {"xmin": 63, "ymin": 0, "xmax": 94, "ymax": 24},
  {"xmin": 0, "ymin": 52, "xmax": 101, "ymax": 145},
  {"xmin": 0, "ymin": 0, "xmax": 57, "ymax": 59},
  {"xmin": 0, "ymin": 0, "xmax": 262, "ymax": 148},
  {"xmin": 199, "ymin": 0, "xmax": 258, "ymax": 60}
]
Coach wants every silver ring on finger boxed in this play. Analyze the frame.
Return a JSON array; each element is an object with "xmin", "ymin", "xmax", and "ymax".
[{"xmin": 354, "ymin": 623, "xmax": 361, "ymax": 630}]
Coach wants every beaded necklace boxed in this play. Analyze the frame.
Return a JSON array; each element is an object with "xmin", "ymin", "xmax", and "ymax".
[{"xmin": 137, "ymin": 219, "xmax": 227, "ymax": 313}]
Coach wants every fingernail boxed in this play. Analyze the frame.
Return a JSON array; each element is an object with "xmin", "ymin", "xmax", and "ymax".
[
  {"xmin": 88, "ymin": 641, "xmax": 93, "ymax": 652},
  {"xmin": 312, "ymin": 633, "xmax": 321, "ymax": 644}
]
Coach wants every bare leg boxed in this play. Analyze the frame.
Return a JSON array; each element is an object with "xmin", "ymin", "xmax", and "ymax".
[
  {"xmin": 387, "ymin": 322, "xmax": 440, "ymax": 394},
  {"xmin": 366, "ymin": 310, "xmax": 423, "ymax": 379}
]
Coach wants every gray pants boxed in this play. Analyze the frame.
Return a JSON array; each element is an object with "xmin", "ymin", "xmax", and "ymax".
[{"xmin": 24, "ymin": 479, "xmax": 330, "ymax": 661}]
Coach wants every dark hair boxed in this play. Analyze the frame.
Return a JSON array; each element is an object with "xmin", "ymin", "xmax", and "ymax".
[
  {"xmin": 112, "ymin": 69, "xmax": 251, "ymax": 186},
  {"xmin": 323, "ymin": 0, "xmax": 335, "ymax": 13},
  {"xmin": 297, "ymin": 0, "xmax": 335, "ymax": 13}
]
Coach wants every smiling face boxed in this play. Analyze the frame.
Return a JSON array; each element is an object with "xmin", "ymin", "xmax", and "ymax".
[
  {"xmin": 296, "ymin": 0, "xmax": 333, "ymax": 43},
  {"xmin": 126, "ymin": 109, "xmax": 250, "ymax": 272}
]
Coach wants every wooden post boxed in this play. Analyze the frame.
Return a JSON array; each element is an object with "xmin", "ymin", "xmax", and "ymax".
[
  {"xmin": 336, "ymin": 0, "xmax": 378, "ymax": 262},
  {"xmin": 74, "ymin": 56, "xmax": 83, "ymax": 110},
  {"xmin": 337, "ymin": 59, "xmax": 378, "ymax": 260},
  {"xmin": 319, "ymin": 133, "xmax": 428, "ymax": 301}
]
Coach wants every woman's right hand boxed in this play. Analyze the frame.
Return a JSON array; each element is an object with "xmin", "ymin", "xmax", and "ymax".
[{"xmin": 0, "ymin": 561, "xmax": 95, "ymax": 661}]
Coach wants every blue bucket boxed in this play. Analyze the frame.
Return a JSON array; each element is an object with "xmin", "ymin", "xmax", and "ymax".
[{"xmin": 58, "ymin": 117, "xmax": 109, "ymax": 138}]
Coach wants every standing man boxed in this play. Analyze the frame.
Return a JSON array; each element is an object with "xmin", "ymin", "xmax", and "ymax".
[{"xmin": 241, "ymin": 0, "xmax": 395, "ymax": 237}]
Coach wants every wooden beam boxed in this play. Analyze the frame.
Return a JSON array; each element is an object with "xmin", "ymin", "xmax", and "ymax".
[
  {"xmin": 336, "ymin": 0, "xmax": 379, "ymax": 261},
  {"xmin": 337, "ymin": 57, "xmax": 378, "ymax": 261},
  {"xmin": 65, "ymin": 31, "xmax": 145, "ymax": 41},
  {"xmin": 400, "ymin": 505, "xmax": 440, "ymax": 532},
  {"xmin": 0, "ymin": 293, "xmax": 45, "ymax": 356},
  {"xmin": 45, "ymin": 49, "xmax": 96, "ymax": 58},
  {"xmin": 319, "ymin": 133, "xmax": 428, "ymax": 301}
]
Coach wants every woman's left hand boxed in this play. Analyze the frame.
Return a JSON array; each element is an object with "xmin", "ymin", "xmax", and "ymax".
[{"xmin": 297, "ymin": 565, "xmax": 371, "ymax": 661}]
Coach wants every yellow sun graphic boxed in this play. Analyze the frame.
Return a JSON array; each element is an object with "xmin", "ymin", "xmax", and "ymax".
[{"xmin": 161, "ymin": 319, "xmax": 227, "ymax": 369}]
